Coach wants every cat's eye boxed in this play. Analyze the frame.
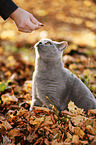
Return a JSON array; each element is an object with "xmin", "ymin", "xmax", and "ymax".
[{"xmin": 45, "ymin": 42, "xmax": 52, "ymax": 45}]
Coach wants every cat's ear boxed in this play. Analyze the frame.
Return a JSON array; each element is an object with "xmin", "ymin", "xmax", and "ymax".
[{"xmin": 57, "ymin": 41, "xmax": 68, "ymax": 51}]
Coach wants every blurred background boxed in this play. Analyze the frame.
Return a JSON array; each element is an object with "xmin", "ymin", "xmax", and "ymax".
[
  {"xmin": 0, "ymin": 0, "xmax": 96, "ymax": 97},
  {"xmin": 0, "ymin": 0, "xmax": 96, "ymax": 45}
]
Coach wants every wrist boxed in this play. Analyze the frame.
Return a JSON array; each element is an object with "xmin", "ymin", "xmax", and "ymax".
[{"xmin": 10, "ymin": 7, "xmax": 20, "ymax": 20}]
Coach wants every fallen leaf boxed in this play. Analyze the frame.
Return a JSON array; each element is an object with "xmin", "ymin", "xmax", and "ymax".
[
  {"xmin": 8, "ymin": 129, "xmax": 21, "ymax": 139},
  {"xmin": 79, "ymin": 140, "xmax": 89, "ymax": 144},
  {"xmin": 30, "ymin": 117, "xmax": 44, "ymax": 125},
  {"xmin": 2, "ymin": 120, "xmax": 12, "ymax": 130},
  {"xmin": 2, "ymin": 136, "xmax": 11, "ymax": 145},
  {"xmin": 42, "ymin": 116, "xmax": 53, "ymax": 126},
  {"xmin": 68, "ymin": 101, "xmax": 84, "ymax": 114},
  {"xmin": 71, "ymin": 115, "xmax": 85, "ymax": 125},
  {"xmin": 27, "ymin": 133, "xmax": 38, "ymax": 142},
  {"xmin": 33, "ymin": 106, "xmax": 51, "ymax": 113},
  {"xmin": 44, "ymin": 138, "xmax": 49, "ymax": 145},
  {"xmin": 86, "ymin": 125, "xmax": 96, "ymax": 135},
  {"xmin": 72, "ymin": 135, "xmax": 79, "ymax": 144},
  {"xmin": 74, "ymin": 126, "xmax": 85, "ymax": 139},
  {"xmin": 64, "ymin": 137, "xmax": 72, "ymax": 144},
  {"xmin": 88, "ymin": 109, "xmax": 96, "ymax": 115},
  {"xmin": 69, "ymin": 121, "xmax": 75, "ymax": 133},
  {"xmin": 1, "ymin": 94, "xmax": 18, "ymax": 102},
  {"xmin": 87, "ymin": 134, "xmax": 95, "ymax": 141}
]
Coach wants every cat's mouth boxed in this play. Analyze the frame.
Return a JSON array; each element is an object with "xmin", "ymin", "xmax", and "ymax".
[{"xmin": 36, "ymin": 43, "xmax": 46, "ymax": 52}]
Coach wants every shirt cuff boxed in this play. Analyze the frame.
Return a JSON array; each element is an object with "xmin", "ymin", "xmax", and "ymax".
[{"xmin": 0, "ymin": 0, "xmax": 18, "ymax": 20}]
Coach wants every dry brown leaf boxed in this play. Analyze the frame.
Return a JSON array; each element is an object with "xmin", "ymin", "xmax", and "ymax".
[
  {"xmin": 42, "ymin": 116, "xmax": 53, "ymax": 126},
  {"xmin": 44, "ymin": 138, "xmax": 49, "ymax": 145},
  {"xmin": 0, "ymin": 116, "xmax": 5, "ymax": 122},
  {"xmin": 71, "ymin": 115, "xmax": 86, "ymax": 126},
  {"xmin": 26, "ymin": 124, "xmax": 32, "ymax": 132},
  {"xmin": 74, "ymin": 126, "xmax": 85, "ymax": 139},
  {"xmin": 66, "ymin": 132, "xmax": 72, "ymax": 139},
  {"xmin": 44, "ymin": 126, "xmax": 53, "ymax": 134},
  {"xmin": 17, "ymin": 108, "xmax": 28, "ymax": 116},
  {"xmin": 86, "ymin": 125, "xmax": 96, "ymax": 135},
  {"xmin": 52, "ymin": 128, "xmax": 59, "ymax": 136},
  {"xmin": 8, "ymin": 129, "xmax": 21, "ymax": 139},
  {"xmin": 64, "ymin": 137, "xmax": 72, "ymax": 144},
  {"xmin": 33, "ymin": 137, "xmax": 43, "ymax": 145},
  {"xmin": 61, "ymin": 110, "xmax": 76, "ymax": 116},
  {"xmin": 88, "ymin": 109, "xmax": 96, "ymax": 115},
  {"xmin": 51, "ymin": 139, "xmax": 65, "ymax": 145},
  {"xmin": 0, "ymin": 124, "xmax": 6, "ymax": 135},
  {"xmin": 79, "ymin": 140, "xmax": 89, "ymax": 144},
  {"xmin": 1, "ymin": 94, "xmax": 18, "ymax": 102},
  {"xmin": 2, "ymin": 120, "xmax": 12, "ymax": 130},
  {"xmin": 30, "ymin": 117, "xmax": 44, "ymax": 125},
  {"xmin": 69, "ymin": 121, "xmax": 75, "ymax": 133},
  {"xmin": 33, "ymin": 106, "xmax": 51, "ymax": 113},
  {"xmin": 2, "ymin": 136, "xmax": 11, "ymax": 145},
  {"xmin": 87, "ymin": 134, "xmax": 95, "ymax": 141},
  {"xmin": 27, "ymin": 133, "xmax": 38, "ymax": 142},
  {"xmin": 72, "ymin": 135, "xmax": 79, "ymax": 144}
]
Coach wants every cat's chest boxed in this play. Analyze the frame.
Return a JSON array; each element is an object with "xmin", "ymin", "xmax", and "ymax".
[{"xmin": 35, "ymin": 71, "xmax": 66, "ymax": 92}]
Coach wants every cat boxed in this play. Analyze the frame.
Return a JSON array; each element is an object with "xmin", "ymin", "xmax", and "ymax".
[{"xmin": 30, "ymin": 39, "xmax": 96, "ymax": 112}]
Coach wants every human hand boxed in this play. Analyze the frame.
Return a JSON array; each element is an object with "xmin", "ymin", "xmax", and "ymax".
[{"xmin": 10, "ymin": 8, "xmax": 43, "ymax": 33}]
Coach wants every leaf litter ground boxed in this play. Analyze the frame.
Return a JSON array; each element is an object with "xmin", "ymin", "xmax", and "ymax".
[{"xmin": 0, "ymin": 42, "xmax": 96, "ymax": 145}]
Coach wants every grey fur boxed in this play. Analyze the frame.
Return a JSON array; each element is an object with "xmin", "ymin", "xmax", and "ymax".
[{"xmin": 30, "ymin": 39, "xmax": 96, "ymax": 112}]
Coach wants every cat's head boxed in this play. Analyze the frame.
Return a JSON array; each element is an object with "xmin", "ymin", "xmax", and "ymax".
[{"xmin": 34, "ymin": 39, "xmax": 68, "ymax": 61}]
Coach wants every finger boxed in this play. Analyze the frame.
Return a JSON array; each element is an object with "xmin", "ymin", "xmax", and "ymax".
[
  {"xmin": 18, "ymin": 28, "xmax": 32, "ymax": 33},
  {"xmin": 26, "ymin": 19, "xmax": 40, "ymax": 30},
  {"xmin": 18, "ymin": 25, "xmax": 32, "ymax": 33},
  {"xmin": 30, "ymin": 14, "xmax": 43, "ymax": 26}
]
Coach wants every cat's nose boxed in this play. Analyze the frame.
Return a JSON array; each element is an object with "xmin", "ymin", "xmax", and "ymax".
[
  {"xmin": 35, "ymin": 41, "xmax": 42, "ymax": 48},
  {"xmin": 39, "ymin": 42, "xmax": 42, "ymax": 45},
  {"xmin": 37, "ymin": 42, "xmax": 42, "ymax": 47}
]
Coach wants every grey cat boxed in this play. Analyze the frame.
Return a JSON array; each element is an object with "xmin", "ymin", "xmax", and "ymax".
[{"xmin": 30, "ymin": 39, "xmax": 96, "ymax": 112}]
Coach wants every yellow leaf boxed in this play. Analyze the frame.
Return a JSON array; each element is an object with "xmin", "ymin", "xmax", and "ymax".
[
  {"xmin": 30, "ymin": 117, "xmax": 44, "ymax": 125},
  {"xmin": 1, "ymin": 94, "xmax": 18, "ymax": 102},
  {"xmin": 23, "ymin": 80, "xmax": 32, "ymax": 93},
  {"xmin": 68, "ymin": 101, "xmax": 84, "ymax": 114},
  {"xmin": 74, "ymin": 127, "xmax": 85, "ymax": 139},
  {"xmin": 72, "ymin": 135, "xmax": 79, "ymax": 144},
  {"xmin": 71, "ymin": 115, "xmax": 85, "ymax": 126},
  {"xmin": 86, "ymin": 125, "xmax": 96, "ymax": 135}
]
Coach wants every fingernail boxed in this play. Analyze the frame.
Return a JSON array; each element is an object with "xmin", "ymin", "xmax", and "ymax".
[
  {"xmin": 41, "ymin": 24, "xmax": 44, "ymax": 26},
  {"xmin": 39, "ymin": 23, "xmax": 44, "ymax": 26}
]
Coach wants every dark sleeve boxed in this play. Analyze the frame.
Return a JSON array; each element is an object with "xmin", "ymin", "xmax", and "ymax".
[{"xmin": 0, "ymin": 0, "xmax": 18, "ymax": 20}]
